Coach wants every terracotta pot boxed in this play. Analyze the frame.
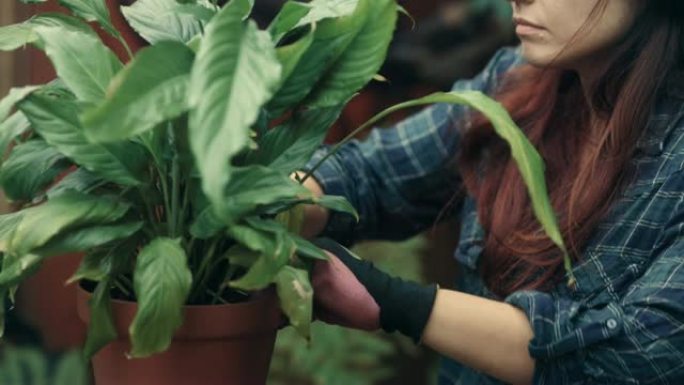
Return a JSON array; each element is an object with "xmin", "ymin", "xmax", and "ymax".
[
  {"xmin": 14, "ymin": 253, "xmax": 86, "ymax": 351},
  {"xmin": 76, "ymin": 285, "xmax": 281, "ymax": 385}
]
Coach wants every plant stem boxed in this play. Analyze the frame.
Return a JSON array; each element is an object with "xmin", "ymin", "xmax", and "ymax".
[
  {"xmin": 190, "ymin": 238, "xmax": 220, "ymax": 301},
  {"xmin": 171, "ymin": 154, "xmax": 181, "ymax": 238},
  {"xmin": 116, "ymin": 35, "xmax": 134, "ymax": 61}
]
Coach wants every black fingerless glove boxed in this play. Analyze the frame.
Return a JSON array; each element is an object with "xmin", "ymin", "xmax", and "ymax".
[{"xmin": 312, "ymin": 237, "xmax": 438, "ymax": 344}]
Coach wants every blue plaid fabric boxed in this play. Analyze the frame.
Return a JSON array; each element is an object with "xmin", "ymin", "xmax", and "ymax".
[{"xmin": 304, "ymin": 46, "xmax": 684, "ymax": 384}]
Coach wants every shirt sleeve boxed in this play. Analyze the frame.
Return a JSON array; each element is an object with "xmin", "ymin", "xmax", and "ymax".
[
  {"xmin": 505, "ymin": 171, "xmax": 684, "ymax": 385},
  {"xmin": 303, "ymin": 46, "xmax": 523, "ymax": 244}
]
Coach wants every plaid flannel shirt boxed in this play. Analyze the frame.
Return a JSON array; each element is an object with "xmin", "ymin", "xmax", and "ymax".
[{"xmin": 304, "ymin": 46, "xmax": 684, "ymax": 384}]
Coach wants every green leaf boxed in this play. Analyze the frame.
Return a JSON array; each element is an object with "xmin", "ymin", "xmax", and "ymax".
[
  {"xmin": 130, "ymin": 237, "xmax": 192, "ymax": 358},
  {"xmin": 189, "ymin": 207, "xmax": 224, "ymax": 239},
  {"xmin": 220, "ymin": 165, "xmax": 311, "ymax": 223},
  {"xmin": 0, "ymin": 86, "xmax": 40, "ymax": 123},
  {"xmin": 274, "ymin": 266, "xmax": 313, "ymax": 339},
  {"xmin": 342, "ymin": 90, "xmax": 574, "ymax": 282},
  {"xmin": 0, "ymin": 139, "xmax": 69, "ymax": 201},
  {"xmin": 0, "ymin": 24, "xmax": 36, "ymax": 51},
  {"xmin": 57, "ymin": 0, "xmax": 119, "ymax": 38},
  {"xmin": 0, "ymin": 112, "xmax": 32, "ymax": 166},
  {"xmin": 47, "ymin": 168, "xmax": 106, "ymax": 198},
  {"xmin": 315, "ymin": 195, "xmax": 358, "ymax": 221},
  {"xmin": 188, "ymin": 0, "xmax": 281, "ymax": 211},
  {"xmin": 0, "ymin": 253, "xmax": 43, "ymax": 287},
  {"xmin": 267, "ymin": 1, "xmax": 311, "ymax": 43},
  {"xmin": 293, "ymin": 236, "xmax": 329, "ymax": 261},
  {"xmin": 230, "ymin": 232, "xmax": 295, "ymax": 291},
  {"xmin": 275, "ymin": 204, "xmax": 305, "ymax": 234},
  {"xmin": 34, "ymin": 221, "xmax": 143, "ymax": 257},
  {"xmin": 121, "ymin": 0, "xmax": 210, "ymax": 44},
  {"xmin": 304, "ymin": 0, "xmax": 397, "ymax": 108},
  {"xmin": 19, "ymin": 92, "xmax": 148, "ymax": 186},
  {"xmin": 247, "ymin": 104, "xmax": 343, "ymax": 174},
  {"xmin": 68, "ymin": 240, "xmax": 136, "ymax": 284},
  {"xmin": 0, "ymin": 212, "xmax": 24, "ymax": 253},
  {"xmin": 83, "ymin": 280, "xmax": 118, "ymax": 359},
  {"xmin": 296, "ymin": 0, "xmax": 358, "ymax": 28},
  {"xmin": 8, "ymin": 191, "xmax": 131, "ymax": 256},
  {"xmin": 34, "ymin": 26, "xmax": 122, "ymax": 103},
  {"xmin": 82, "ymin": 42, "xmax": 195, "ymax": 142},
  {"xmin": 267, "ymin": 0, "xmax": 369, "ymax": 115},
  {"xmin": 274, "ymin": 30, "xmax": 314, "ymax": 90}
]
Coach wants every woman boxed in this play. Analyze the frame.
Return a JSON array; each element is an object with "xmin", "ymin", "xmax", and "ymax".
[{"xmin": 298, "ymin": 0, "xmax": 684, "ymax": 384}]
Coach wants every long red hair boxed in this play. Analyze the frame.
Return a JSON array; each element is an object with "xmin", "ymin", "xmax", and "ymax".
[{"xmin": 458, "ymin": 1, "xmax": 684, "ymax": 297}]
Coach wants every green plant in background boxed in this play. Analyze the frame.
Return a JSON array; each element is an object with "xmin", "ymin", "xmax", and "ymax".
[
  {"xmin": 0, "ymin": 346, "xmax": 89, "ymax": 385},
  {"xmin": 0, "ymin": 0, "xmax": 572, "ymax": 366}
]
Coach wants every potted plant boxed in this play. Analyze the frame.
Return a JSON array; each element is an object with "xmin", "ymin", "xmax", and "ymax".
[{"xmin": 0, "ymin": 0, "xmax": 572, "ymax": 384}]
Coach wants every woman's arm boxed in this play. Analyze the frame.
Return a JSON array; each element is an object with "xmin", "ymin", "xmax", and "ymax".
[{"xmin": 422, "ymin": 290, "xmax": 535, "ymax": 385}]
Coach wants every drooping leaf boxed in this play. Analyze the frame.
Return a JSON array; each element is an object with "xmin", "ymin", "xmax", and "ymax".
[
  {"xmin": 0, "ymin": 253, "xmax": 43, "ymax": 288},
  {"xmin": 188, "ymin": 0, "xmax": 281, "ymax": 212},
  {"xmin": 0, "ymin": 139, "xmax": 69, "ymax": 201},
  {"xmin": 331, "ymin": 90, "xmax": 574, "ymax": 282},
  {"xmin": 82, "ymin": 280, "xmax": 118, "ymax": 359},
  {"xmin": 0, "ymin": 13, "xmax": 94, "ymax": 52},
  {"xmin": 53, "ymin": 350, "xmax": 89, "ymax": 385},
  {"xmin": 121, "ymin": 0, "xmax": 210, "ymax": 44},
  {"xmin": 293, "ymin": 236, "xmax": 329, "ymax": 261},
  {"xmin": 82, "ymin": 42, "xmax": 195, "ymax": 142},
  {"xmin": 19, "ymin": 92, "xmax": 148, "ymax": 186},
  {"xmin": 219, "ymin": 165, "xmax": 311, "ymax": 223},
  {"xmin": 34, "ymin": 26, "xmax": 122, "ymax": 103},
  {"xmin": 295, "ymin": 0, "xmax": 358, "ymax": 28},
  {"xmin": 274, "ymin": 266, "xmax": 313, "ymax": 339},
  {"xmin": 129, "ymin": 238, "xmax": 192, "ymax": 358},
  {"xmin": 0, "ymin": 212, "xmax": 24, "ymax": 253},
  {"xmin": 8, "ymin": 191, "xmax": 131, "ymax": 257},
  {"xmin": 304, "ymin": 0, "xmax": 397, "ymax": 108},
  {"xmin": 34, "ymin": 222, "xmax": 143, "ymax": 257},
  {"xmin": 57, "ymin": 0, "xmax": 119, "ymax": 38},
  {"xmin": 68, "ymin": 240, "xmax": 136, "ymax": 284}
]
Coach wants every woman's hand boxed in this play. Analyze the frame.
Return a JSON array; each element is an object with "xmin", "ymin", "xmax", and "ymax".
[{"xmin": 312, "ymin": 250, "xmax": 381, "ymax": 331}]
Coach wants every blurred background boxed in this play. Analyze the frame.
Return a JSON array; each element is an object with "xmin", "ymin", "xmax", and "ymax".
[{"xmin": 0, "ymin": 0, "xmax": 514, "ymax": 383}]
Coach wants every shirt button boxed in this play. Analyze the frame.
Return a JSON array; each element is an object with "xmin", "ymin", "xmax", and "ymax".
[{"xmin": 606, "ymin": 319, "xmax": 618, "ymax": 329}]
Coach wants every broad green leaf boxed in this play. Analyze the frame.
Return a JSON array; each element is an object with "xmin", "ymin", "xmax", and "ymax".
[
  {"xmin": 83, "ymin": 280, "xmax": 118, "ymax": 359},
  {"xmin": 0, "ymin": 13, "xmax": 94, "ymax": 52},
  {"xmin": 47, "ymin": 168, "xmax": 106, "ymax": 198},
  {"xmin": 274, "ymin": 30, "xmax": 314, "ymax": 89},
  {"xmin": 274, "ymin": 266, "xmax": 313, "ymax": 339},
  {"xmin": 19, "ymin": 92, "xmax": 148, "ymax": 186},
  {"xmin": 267, "ymin": 0, "xmax": 369, "ymax": 116},
  {"xmin": 189, "ymin": 207, "xmax": 224, "ymax": 239},
  {"xmin": 219, "ymin": 165, "xmax": 311, "ymax": 223},
  {"xmin": 0, "ymin": 86, "xmax": 40, "ymax": 123},
  {"xmin": 296, "ymin": 0, "xmax": 358, "ymax": 28},
  {"xmin": 267, "ymin": 1, "xmax": 311, "ymax": 43},
  {"xmin": 230, "ymin": 233, "xmax": 294, "ymax": 291},
  {"xmin": 34, "ymin": 27, "xmax": 122, "ymax": 103},
  {"xmin": 305, "ymin": 0, "xmax": 397, "ymax": 107},
  {"xmin": 0, "ymin": 112, "xmax": 32, "ymax": 165},
  {"xmin": 331, "ymin": 91, "xmax": 573, "ymax": 282},
  {"xmin": 188, "ymin": 0, "xmax": 281, "ymax": 211},
  {"xmin": 83, "ymin": 42, "xmax": 195, "ymax": 142},
  {"xmin": 122, "ymin": 0, "xmax": 209, "ymax": 44},
  {"xmin": 0, "ymin": 253, "xmax": 42, "ymax": 287},
  {"xmin": 58, "ymin": 0, "xmax": 119, "ymax": 38},
  {"xmin": 34, "ymin": 221, "xmax": 143, "ymax": 257},
  {"xmin": 315, "ymin": 195, "xmax": 358, "ymax": 221},
  {"xmin": 8, "ymin": 191, "xmax": 130, "ymax": 256},
  {"xmin": 130, "ymin": 238, "xmax": 192, "ymax": 358},
  {"xmin": 174, "ymin": 3, "xmax": 217, "ymax": 23},
  {"xmin": 0, "ymin": 212, "xmax": 24, "ymax": 253},
  {"xmin": 246, "ymin": 104, "xmax": 343, "ymax": 174},
  {"xmin": 0, "ymin": 24, "xmax": 36, "ymax": 51},
  {"xmin": 0, "ymin": 139, "xmax": 69, "ymax": 201}
]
